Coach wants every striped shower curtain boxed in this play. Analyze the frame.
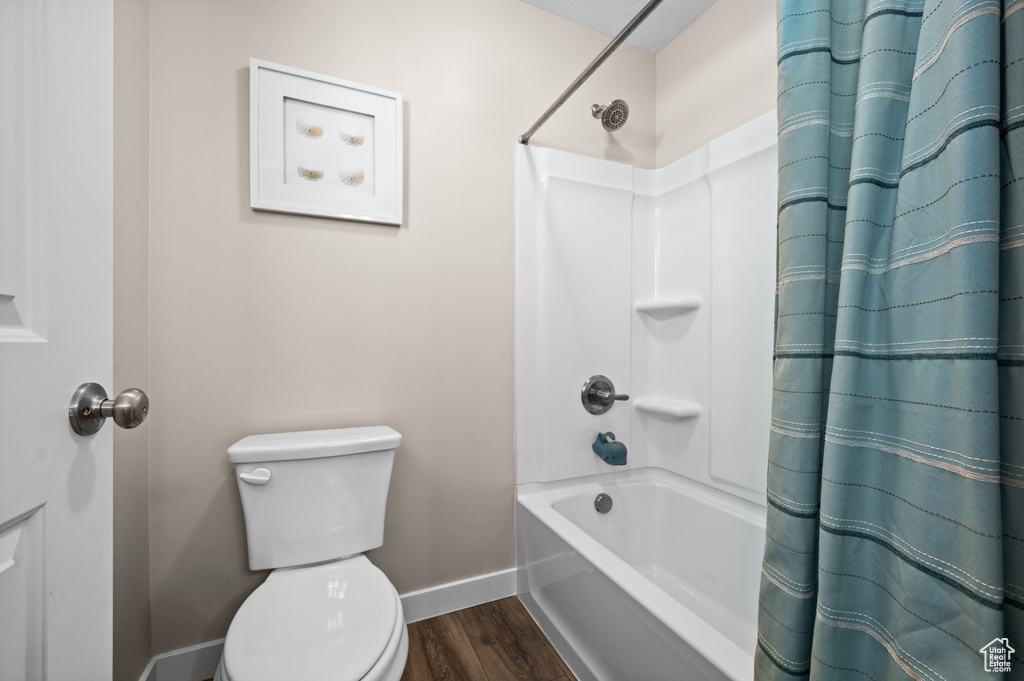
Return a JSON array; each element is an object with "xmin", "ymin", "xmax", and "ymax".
[{"xmin": 756, "ymin": 1, "xmax": 1022, "ymax": 679}]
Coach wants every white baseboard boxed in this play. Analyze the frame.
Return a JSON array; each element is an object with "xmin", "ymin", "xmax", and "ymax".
[
  {"xmin": 137, "ymin": 566, "xmax": 517, "ymax": 680},
  {"xmin": 400, "ymin": 566, "xmax": 517, "ymax": 623},
  {"xmin": 138, "ymin": 638, "xmax": 223, "ymax": 681}
]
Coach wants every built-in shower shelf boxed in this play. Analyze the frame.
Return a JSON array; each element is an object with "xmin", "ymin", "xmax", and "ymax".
[
  {"xmin": 634, "ymin": 398, "xmax": 702, "ymax": 420},
  {"xmin": 633, "ymin": 296, "xmax": 702, "ymax": 314}
]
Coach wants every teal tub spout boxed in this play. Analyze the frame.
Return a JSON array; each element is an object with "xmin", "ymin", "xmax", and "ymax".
[{"xmin": 593, "ymin": 432, "xmax": 627, "ymax": 466}]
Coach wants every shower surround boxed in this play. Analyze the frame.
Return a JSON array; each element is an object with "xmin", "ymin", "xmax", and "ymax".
[{"xmin": 515, "ymin": 111, "xmax": 777, "ymax": 681}]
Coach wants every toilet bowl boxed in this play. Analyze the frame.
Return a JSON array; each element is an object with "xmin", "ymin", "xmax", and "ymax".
[
  {"xmin": 214, "ymin": 555, "xmax": 408, "ymax": 681},
  {"xmin": 215, "ymin": 427, "xmax": 407, "ymax": 681}
]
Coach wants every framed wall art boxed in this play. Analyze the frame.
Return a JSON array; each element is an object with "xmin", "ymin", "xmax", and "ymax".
[{"xmin": 250, "ymin": 59, "xmax": 403, "ymax": 225}]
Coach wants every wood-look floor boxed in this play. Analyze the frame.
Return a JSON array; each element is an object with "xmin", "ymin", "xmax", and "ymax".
[
  {"xmin": 401, "ymin": 596, "xmax": 577, "ymax": 681},
  {"xmin": 202, "ymin": 596, "xmax": 574, "ymax": 681}
]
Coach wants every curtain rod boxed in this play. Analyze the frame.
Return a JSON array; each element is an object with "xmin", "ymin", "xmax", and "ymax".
[{"xmin": 518, "ymin": 0, "xmax": 666, "ymax": 145}]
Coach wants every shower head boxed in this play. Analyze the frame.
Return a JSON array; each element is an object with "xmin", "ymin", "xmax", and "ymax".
[{"xmin": 591, "ymin": 99, "xmax": 629, "ymax": 132}]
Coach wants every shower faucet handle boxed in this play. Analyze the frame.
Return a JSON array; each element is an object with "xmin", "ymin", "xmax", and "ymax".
[{"xmin": 582, "ymin": 375, "xmax": 629, "ymax": 415}]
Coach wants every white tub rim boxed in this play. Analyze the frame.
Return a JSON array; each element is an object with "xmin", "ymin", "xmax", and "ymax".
[{"xmin": 517, "ymin": 466, "xmax": 766, "ymax": 681}]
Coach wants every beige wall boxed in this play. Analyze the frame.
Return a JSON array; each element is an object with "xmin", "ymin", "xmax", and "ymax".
[
  {"xmin": 140, "ymin": 0, "xmax": 654, "ymax": 656},
  {"xmin": 113, "ymin": 0, "xmax": 152, "ymax": 679},
  {"xmin": 655, "ymin": 0, "xmax": 777, "ymax": 166}
]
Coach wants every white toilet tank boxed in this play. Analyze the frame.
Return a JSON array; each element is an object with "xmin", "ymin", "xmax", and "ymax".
[{"xmin": 228, "ymin": 426, "xmax": 401, "ymax": 570}]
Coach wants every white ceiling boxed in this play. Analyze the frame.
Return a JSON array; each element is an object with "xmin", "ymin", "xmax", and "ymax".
[{"xmin": 520, "ymin": 0, "xmax": 716, "ymax": 54}]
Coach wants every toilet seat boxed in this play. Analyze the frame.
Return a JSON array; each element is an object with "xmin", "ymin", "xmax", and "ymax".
[{"xmin": 222, "ymin": 556, "xmax": 403, "ymax": 681}]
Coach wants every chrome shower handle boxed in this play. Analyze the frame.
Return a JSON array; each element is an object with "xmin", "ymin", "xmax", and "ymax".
[
  {"xmin": 592, "ymin": 389, "xmax": 629, "ymax": 403},
  {"xmin": 582, "ymin": 375, "xmax": 629, "ymax": 415}
]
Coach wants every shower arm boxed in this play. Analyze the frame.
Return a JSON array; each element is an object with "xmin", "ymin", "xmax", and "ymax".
[{"xmin": 518, "ymin": 0, "xmax": 665, "ymax": 145}]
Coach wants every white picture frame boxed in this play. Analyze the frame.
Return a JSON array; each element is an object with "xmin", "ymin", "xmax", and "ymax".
[{"xmin": 250, "ymin": 59, "xmax": 403, "ymax": 225}]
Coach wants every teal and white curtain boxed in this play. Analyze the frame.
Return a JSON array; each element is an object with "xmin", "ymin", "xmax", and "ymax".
[{"xmin": 757, "ymin": 1, "xmax": 1022, "ymax": 679}]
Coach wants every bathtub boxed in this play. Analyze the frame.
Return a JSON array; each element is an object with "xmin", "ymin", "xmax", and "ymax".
[{"xmin": 516, "ymin": 467, "xmax": 766, "ymax": 681}]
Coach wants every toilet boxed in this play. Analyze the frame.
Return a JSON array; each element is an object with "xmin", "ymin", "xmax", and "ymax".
[{"xmin": 214, "ymin": 426, "xmax": 408, "ymax": 681}]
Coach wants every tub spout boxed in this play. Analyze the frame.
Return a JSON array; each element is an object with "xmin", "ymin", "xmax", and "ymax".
[{"xmin": 593, "ymin": 432, "xmax": 627, "ymax": 466}]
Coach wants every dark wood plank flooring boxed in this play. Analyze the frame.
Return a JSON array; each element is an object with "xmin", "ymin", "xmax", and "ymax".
[
  {"xmin": 401, "ymin": 597, "xmax": 577, "ymax": 681},
  {"xmin": 201, "ymin": 596, "xmax": 574, "ymax": 681}
]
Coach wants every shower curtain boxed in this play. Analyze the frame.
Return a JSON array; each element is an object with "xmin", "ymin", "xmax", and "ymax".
[{"xmin": 756, "ymin": 1, "xmax": 1022, "ymax": 679}]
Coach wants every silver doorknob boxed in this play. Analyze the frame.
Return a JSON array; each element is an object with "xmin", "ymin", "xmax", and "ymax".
[{"xmin": 69, "ymin": 383, "xmax": 150, "ymax": 436}]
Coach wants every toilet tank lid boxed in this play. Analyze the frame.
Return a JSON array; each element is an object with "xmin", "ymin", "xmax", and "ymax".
[{"xmin": 228, "ymin": 426, "xmax": 401, "ymax": 464}]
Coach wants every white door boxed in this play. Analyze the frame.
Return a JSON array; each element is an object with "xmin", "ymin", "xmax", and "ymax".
[{"xmin": 1, "ymin": 1, "xmax": 114, "ymax": 679}]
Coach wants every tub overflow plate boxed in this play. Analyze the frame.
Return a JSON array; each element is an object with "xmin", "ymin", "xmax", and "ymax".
[{"xmin": 594, "ymin": 493, "xmax": 613, "ymax": 514}]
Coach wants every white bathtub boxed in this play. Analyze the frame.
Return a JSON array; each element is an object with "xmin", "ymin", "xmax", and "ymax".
[{"xmin": 516, "ymin": 467, "xmax": 766, "ymax": 681}]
